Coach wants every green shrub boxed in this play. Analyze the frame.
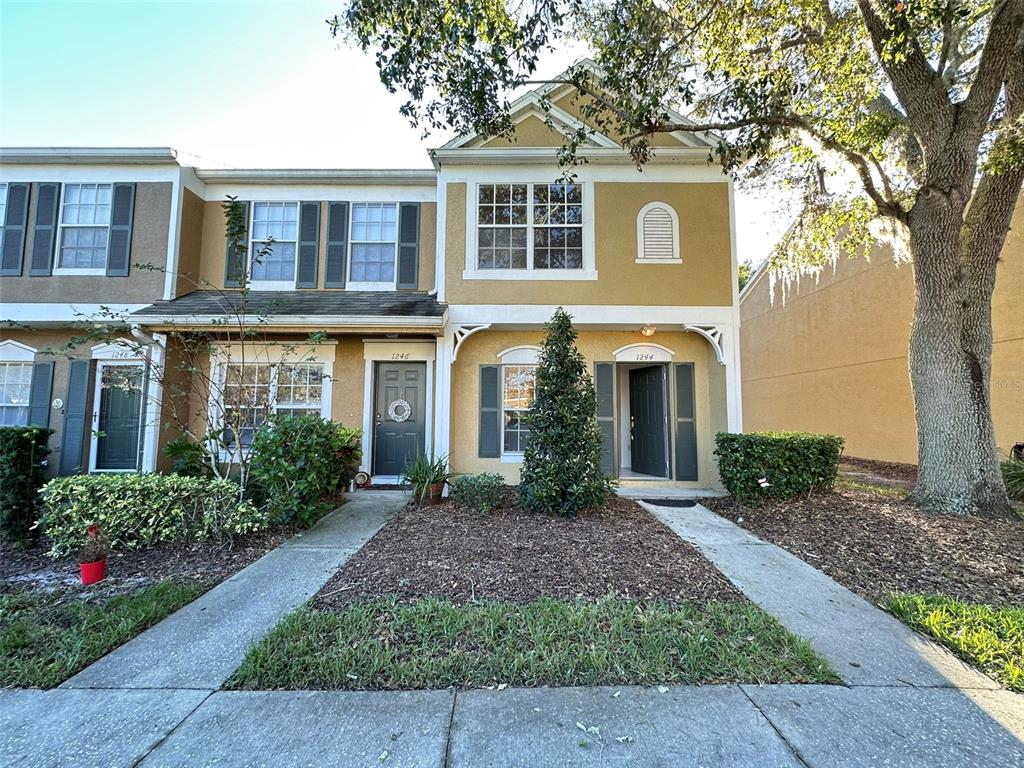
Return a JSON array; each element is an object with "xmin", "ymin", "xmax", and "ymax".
[
  {"xmin": 519, "ymin": 308, "xmax": 610, "ymax": 517},
  {"xmin": 449, "ymin": 473, "xmax": 505, "ymax": 512},
  {"xmin": 0, "ymin": 427, "xmax": 52, "ymax": 543},
  {"xmin": 715, "ymin": 431, "xmax": 844, "ymax": 502},
  {"xmin": 1000, "ymin": 458, "xmax": 1024, "ymax": 501},
  {"xmin": 39, "ymin": 474, "xmax": 268, "ymax": 557},
  {"xmin": 248, "ymin": 415, "xmax": 362, "ymax": 526},
  {"xmin": 163, "ymin": 435, "xmax": 211, "ymax": 477}
]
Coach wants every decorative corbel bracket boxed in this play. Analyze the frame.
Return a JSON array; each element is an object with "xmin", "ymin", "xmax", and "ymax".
[
  {"xmin": 682, "ymin": 324, "xmax": 726, "ymax": 365},
  {"xmin": 451, "ymin": 324, "xmax": 492, "ymax": 362}
]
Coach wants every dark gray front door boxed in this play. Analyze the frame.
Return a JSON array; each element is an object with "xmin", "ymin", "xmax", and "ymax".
[
  {"xmin": 373, "ymin": 361, "xmax": 426, "ymax": 476},
  {"xmin": 96, "ymin": 363, "xmax": 144, "ymax": 471},
  {"xmin": 629, "ymin": 365, "xmax": 667, "ymax": 477}
]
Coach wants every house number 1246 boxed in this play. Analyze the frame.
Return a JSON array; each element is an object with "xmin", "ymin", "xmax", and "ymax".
[{"xmin": 392, "ymin": 352, "xmax": 410, "ymax": 360}]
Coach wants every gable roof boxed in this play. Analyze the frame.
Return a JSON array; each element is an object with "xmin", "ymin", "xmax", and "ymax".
[{"xmin": 438, "ymin": 59, "xmax": 717, "ymax": 152}]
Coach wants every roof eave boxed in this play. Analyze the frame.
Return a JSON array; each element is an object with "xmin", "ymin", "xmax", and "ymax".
[{"xmin": 0, "ymin": 147, "xmax": 179, "ymax": 165}]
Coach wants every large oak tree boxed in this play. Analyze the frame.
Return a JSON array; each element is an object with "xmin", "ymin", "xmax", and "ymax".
[{"xmin": 334, "ymin": 0, "xmax": 1024, "ymax": 517}]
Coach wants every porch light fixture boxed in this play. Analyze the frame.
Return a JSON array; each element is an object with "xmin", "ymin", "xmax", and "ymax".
[{"xmin": 640, "ymin": 325, "xmax": 656, "ymax": 337}]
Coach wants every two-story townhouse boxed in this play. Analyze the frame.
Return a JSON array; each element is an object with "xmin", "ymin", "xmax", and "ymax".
[
  {"xmin": 2, "ymin": 64, "xmax": 742, "ymax": 491},
  {"xmin": 0, "ymin": 148, "xmax": 186, "ymax": 475}
]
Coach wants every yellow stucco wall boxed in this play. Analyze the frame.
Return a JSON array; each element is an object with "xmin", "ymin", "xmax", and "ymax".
[
  {"xmin": 175, "ymin": 188, "xmax": 205, "ymax": 296},
  {"xmin": 449, "ymin": 329, "xmax": 724, "ymax": 487},
  {"xmin": 197, "ymin": 200, "xmax": 436, "ymax": 291},
  {"xmin": 475, "ymin": 115, "xmax": 567, "ymax": 148},
  {"xmin": 552, "ymin": 90, "xmax": 686, "ymax": 148},
  {"xmin": 740, "ymin": 199, "xmax": 1024, "ymax": 463},
  {"xmin": 443, "ymin": 181, "xmax": 733, "ymax": 305}
]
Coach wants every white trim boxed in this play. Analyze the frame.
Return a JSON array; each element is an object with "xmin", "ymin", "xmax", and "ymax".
[
  {"xmin": 52, "ymin": 267, "xmax": 106, "ymax": 276},
  {"xmin": 451, "ymin": 324, "xmax": 491, "ymax": 362},
  {"xmin": 201, "ymin": 184, "xmax": 435, "ymax": 204},
  {"xmin": 195, "ymin": 168, "xmax": 436, "ymax": 184},
  {"xmin": 612, "ymin": 343, "xmax": 675, "ymax": 363},
  {"xmin": 162, "ymin": 170, "xmax": 184, "ymax": 300},
  {"xmin": 53, "ymin": 182, "xmax": 114, "ymax": 274},
  {"xmin": 347, "ymin": 201, "xmax": 400, "ymax": 291},
  {"xmin": 464, "ymin": 180, "xmax": 596, "ymax": 281},
  {"xmin": 447, "ymin": 304, "xmax": 734, "ymax": 327},
  {"xmin": 497, "ymin": 345, "xmax": 541, "ymax": 364},
  {"xmin": 0, "ymin": 147, "xmax": 177, "ymax": 164},
  {"xmin": 0, "ymin": 340, "xmax": 37, "ymax": 362},
  {"xmin": 89, "ymin": 359, "xmax": 146, "ymax": 474},
  {"xmin": 681, "ymin": 325, "xmax": 726, "ymax": 365},
  {"xmin": 635, "ymin": 202, "xmax": 680, "ymax": 263},
  {"xmin": 247, "ymin": 200, "xmax": 300, "ymax": 290},
  {"xmin": 727, "ymin": 180, "xmax": 743, "ymax": 431},
  {"xmin": 0, "ymin": 303, "xmax": 150, "ymax": 324},
  {"xmin": 433, "ymin": 334, "xmax": 455, "ymax": 458},
  {"xmin": 361, "ymin": 341, "xmax": 436, "ymax": 476},
  {"xmin": 91, "ymin": 340, "xmax": 144, "ymax": 360},
  {"xmin": 433, "ymin": 146, "xmax": 716, "ymax": 168},
  {"xmin": 140, "ymin": 333, "xmax": 166, "ymax": 473}
]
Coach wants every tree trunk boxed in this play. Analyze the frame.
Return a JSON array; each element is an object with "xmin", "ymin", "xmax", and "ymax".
[{"xmin": 906, "ymin": 191, "xmax": 1014, "ymax": 518}]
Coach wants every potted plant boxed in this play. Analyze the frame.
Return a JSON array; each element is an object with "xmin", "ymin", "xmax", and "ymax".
[
  {"xmin": 401, "ymin": 454, "xmax": 454, "ymax": 505},
  {"xmin": 79, "ymin": 523, "xmax": 109, "ymax": 585}
]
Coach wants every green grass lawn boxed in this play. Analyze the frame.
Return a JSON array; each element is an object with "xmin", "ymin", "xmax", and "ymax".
[
  {"xmin": 228, "ymin": 597, "xmax": 838, "ymax": 690},
  {"xmin": 885, "ymin": 593, "xmax": 1023, "ymax": 692},
  {"xmin": 0, "ymin": 580, "xmax": 207, "ymax": 688}
]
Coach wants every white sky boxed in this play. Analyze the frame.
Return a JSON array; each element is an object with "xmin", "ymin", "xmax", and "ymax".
[{"xmin": 0, "ymin": 1, "xmax": 790, "ymax": 265}]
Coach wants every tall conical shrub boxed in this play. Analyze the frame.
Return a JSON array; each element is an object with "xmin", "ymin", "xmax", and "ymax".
[{"xmin": 519, "ymin": 308, "xmax": 610, "ymax": 516}]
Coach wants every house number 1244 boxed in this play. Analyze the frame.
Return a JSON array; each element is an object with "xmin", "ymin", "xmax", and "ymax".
[
  {"xmin": 392, "ymin": 352, "xmax": 410, "ymax": 360},
  {"xmin": 635, "ymin": 353, "xmax": 655, "ymax": 361}
]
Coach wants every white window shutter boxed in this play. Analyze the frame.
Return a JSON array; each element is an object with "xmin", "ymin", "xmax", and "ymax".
[{"xmin": 636, "ymin": 203, "xmax": 680, "ymax": 262}]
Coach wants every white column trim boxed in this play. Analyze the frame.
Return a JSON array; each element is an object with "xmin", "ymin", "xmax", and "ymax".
[{"xmin": 141, "ymin": 333, "xmax": 166, "ymax": 473}]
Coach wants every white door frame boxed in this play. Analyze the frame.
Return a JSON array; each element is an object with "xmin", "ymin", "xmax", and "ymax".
[
  {"xmin": 89, "ymin": 359, "xmax": 146, "ymax": 473},
  {"xmin": 362, "ymin": 341, "xmax": 436, "ymax": 481}
]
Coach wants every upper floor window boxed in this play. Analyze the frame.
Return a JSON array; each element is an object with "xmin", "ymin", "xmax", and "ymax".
[
  {"xmin": 477, "ymin": 183, "xmax": 583, "ymax": 271},
  {"xmin": 250, "ymin": 202, "xmax": 298, "ymax": 284},
  {"xmin": 57, "ymin": 183, "xmax": 112, "ymax": 271},
  {"xmin": 349, "ymin": 202, "xmax": 398, "ymax": 288},
  {"xmin": 636, "ymin": 202, "xmax": 680, "ymax": 263},
  {"xmin": 0, "ymin": 361, "xmax": 31, "ymax": 426}
]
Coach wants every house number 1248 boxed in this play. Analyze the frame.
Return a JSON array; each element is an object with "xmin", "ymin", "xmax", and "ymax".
[{"xmin": 392, "ymin": 352, "xmax": 410, "ymax": 360}]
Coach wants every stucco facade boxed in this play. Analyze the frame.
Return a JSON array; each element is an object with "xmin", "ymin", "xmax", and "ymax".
[{"xmin": 739, "ymin": 196, "xmax": 1024, "ymax": 463}]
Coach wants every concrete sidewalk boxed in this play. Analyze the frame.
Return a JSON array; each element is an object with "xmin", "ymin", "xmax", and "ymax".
[
  {"xmin": 3, "ymin": 683, "xmax": 1021, "ymax": 767},
  {"xmin": 61, "ymin": 491, "xmax": 405, "ymax": 690}
]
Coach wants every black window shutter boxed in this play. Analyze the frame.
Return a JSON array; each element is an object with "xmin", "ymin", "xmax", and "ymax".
[
  {"xmin": 479, "ymin": 364, "xmax": 500, "ymax": 458},
  {"xmin": 324, "ymin": 202, "xmax": 349, "ymax": 288},
  {"xmin": 59, "ymin": 360, "xmax": 90, "ymax": 475},
  {"xmin": 1, "ymin": 182, "xmax": 30, "ymax": 276},
  {"xmin": 594, "ymin": 362, "xmax": 616, "ymax": 477},
  {"xmin": 296, "ymin": 202, "xmax": 320, "ymax": 288},
  {"xmin": 674, "ymin": 363, "xmax": 698, "ymax": 481},
  {"xmin": 28, "ymin": 361, "xmax": 54, "ymax": 427},
  {"xmin": 105, "ymin": 183, "xmax": 135, "ymax": 277},
  {"xmin": 225, "ymin": 201, "xmax": 249, "ymax": 288},
  {"xmin": 396, "ymin": 202, "xmax": 420, "ymax": 289},
  {"xmin": 29, "ymin": 183, "xmax": 59, "ymax": 276}
]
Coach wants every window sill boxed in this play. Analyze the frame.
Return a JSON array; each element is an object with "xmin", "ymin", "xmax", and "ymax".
[
  {"xmin": 635, "ymin": 258, "xmax": 682, "ymax": 265},
  {"xmin": 53, "ymin": 268, "xmax": 107, "ymax": 276},
  {"xmin": 248, "ymin": 280, "xmax": 297, "ymax": 291},
  {"xmin": 462, "ymin": 269, "xmax": 598, "ymax": 281},
  {"xmin": 500, "ymin": 453, "xmax": 524, "ymax": 464},
  {"xmin": 347, "ymin": 281, "xmax": 397, "ymax": 291}
]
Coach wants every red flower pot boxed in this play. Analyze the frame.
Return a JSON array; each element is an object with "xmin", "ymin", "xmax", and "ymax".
[{"xmin": 80, "ymin": 559, "xmax": 106, "ymax": 585}]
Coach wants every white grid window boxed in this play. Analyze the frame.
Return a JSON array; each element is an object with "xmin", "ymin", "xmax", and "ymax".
[
  {"xmin": 58, "ymin": 183, "xmax": 112, "ymax": 269},
  {"xmin": 477, "ymin": 183, "xmax": 582, "ymax": 270},
  {"xmin": 0, "ymin": 183, "xmax": 8, "ymax": 255},
  {"xmin": 350, "ymin": 203, "xmax": 398, "ymax": 284},
  {"xmin": 221, "ymin": 362, "xmax": 325, "ymax": 447},
  {"xmin": 502, "ymin": 364, "xmax": 536, "ymax": 454},
  {"xmin": 0, "ymin": 362, "xmax": 32, "ymax": 427},
  {"xmin": 250, "ymin": 202, "xmax": 298, "ymax": 282}
]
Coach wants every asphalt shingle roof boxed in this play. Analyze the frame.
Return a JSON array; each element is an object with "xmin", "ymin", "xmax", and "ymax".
[{"xmin": 132, "ymin": 290, "xmax": 446, "ymax": 320}]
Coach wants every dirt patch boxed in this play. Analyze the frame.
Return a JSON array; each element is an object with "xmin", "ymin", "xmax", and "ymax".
[
  {"xmin": 0, "ymin": 525, "xmax": 301, "ymax": 596},
  {"xmin": 840, "ymin": 456, "xmax": 918, "ymax": 486},
  {"xmin": 314, "ymin": 492, "xmax": 744, "ymax": 609},
  {"xmin": 705, "ymin": 491, "xmax": 1024, "ymax": 608}
]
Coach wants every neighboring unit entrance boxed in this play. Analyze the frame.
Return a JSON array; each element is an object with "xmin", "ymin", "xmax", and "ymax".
[
  {"xmin": 93, "ymin": 362, "xmax": 145, "ymax": 471},
  {"xmin": 628, "ymin": 365, "xmax": 668, "ymax": 477},
  {"xmin": 373, "ymin": 361, "xmax": 427, "ymax": 476}
]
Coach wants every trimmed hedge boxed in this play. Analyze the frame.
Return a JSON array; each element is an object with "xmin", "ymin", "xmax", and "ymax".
[
  {"xmin": 0, "ymin": 426, "xmax": 52, "ymax": 543},
  {"xmin": 249, "ymin": 415, "xmax": 362, "ymax": 526},
  {"xmin": 715, "ymin": 431, "xmax": 844, "ymax": 502},
  {"xmin": 449, "ymin": 473, "xmax": 505, "ymax": 513},
  {"xmin": 39, "ymin": 474, "xmax": 268, "ymax": 557}
]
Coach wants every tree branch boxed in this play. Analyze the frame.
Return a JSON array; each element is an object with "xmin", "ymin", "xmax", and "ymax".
[{"xmin": 961, "ymin": 0, "xmax": 1024, "ymax": 137}]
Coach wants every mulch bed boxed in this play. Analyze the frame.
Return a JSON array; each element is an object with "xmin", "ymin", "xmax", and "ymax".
[
  {"xmin": 314, "ymin": 491, "xmax": 744, "ymax": 609},
  {"xmin": 0, "ymin": 524, "xmax": 301, "ymax": 596},
  {"xmin": 840, "ymin": 456, "xmax": 918, "ymax": 486},
  {"xmin": 705, "ymin": 491, "xmax": 1024, "ymax": 608}
]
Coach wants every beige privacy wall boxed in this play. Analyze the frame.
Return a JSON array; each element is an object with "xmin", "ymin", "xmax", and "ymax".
[
  {"xmin": 740, "ymin": 202, "xmax": 1024, "ymax": 463},
  {"xmin": 449, "ymin": 329, "xmax": 726, "ymax": 486}
]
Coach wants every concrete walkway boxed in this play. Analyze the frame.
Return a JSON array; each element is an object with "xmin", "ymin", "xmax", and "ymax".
[
  {"xmin": 62, "ymin": 490, "xmax": 405, "ymax": 690},
  {"xmin": 3, "ymin": 493, "xmax": 1021, "ymax": 766}
]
